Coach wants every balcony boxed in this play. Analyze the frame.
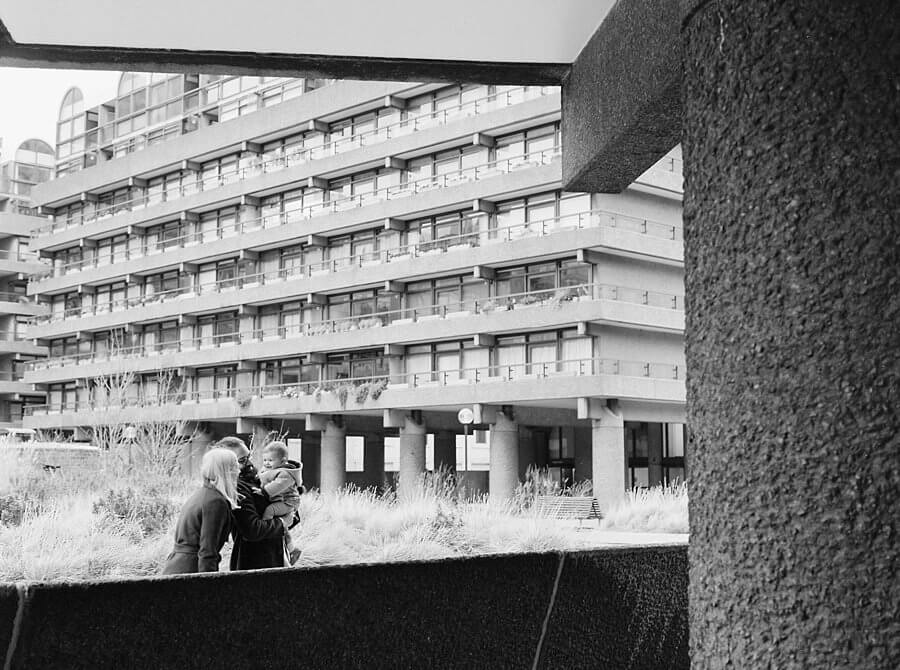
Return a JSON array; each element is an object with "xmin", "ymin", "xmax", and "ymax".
[
  {"xmin": 0, "ymin": 333, "xmax": 45, "ymax": 356},
  {"xmin": 32, "ymin": 86, "xmax": 558, "ymax": 240},
  {"xmin": 22, "ymin": 355, "xmax": 686, "ymax": 430},
  {"xmin": 29, "ymin": 206, "xmax": 683, "ymax": 339},
  {"xmin": 0, "ymin": 248, "xmax": 47, "ymax": 278},
  {"xmin": 24, "ymin": 282, "xmax": 684, "ymax": 383}
]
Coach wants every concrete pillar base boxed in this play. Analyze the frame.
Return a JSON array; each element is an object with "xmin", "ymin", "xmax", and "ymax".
[
  {"xmin": 398, "ymin": 416, "xmax": 426, "ymax": 498},
  {"xmin": 319, "ymin": 420, "xmax": 346, "ymax": 493},
  {"xmin": 591, "ymin": 407, "xmax": 625, "ymax": 513},
  {"xmin": 489, "ymin": 411, "xmax": 519, "ymax": 499}
]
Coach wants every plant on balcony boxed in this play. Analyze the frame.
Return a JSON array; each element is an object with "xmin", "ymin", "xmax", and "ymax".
[
  {"xmin": 550, "ymin": 286, "xmax": 582, "ymax": 310},
  {"xmin": 234, "ymin": 390, "xmax": 254, "ymax": 410},
  {"xmin": 368, "ymin": 378, "xmax": 389, "ymax": 400},
  {"xmin": 357, "ymin": 316, "xmax": 384, "ymax": 329}
]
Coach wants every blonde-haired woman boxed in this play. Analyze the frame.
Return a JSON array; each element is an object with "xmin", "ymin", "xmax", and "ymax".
[{"xmin": 162, "ymin": 447, "xmax": 240, "ymax": 574}]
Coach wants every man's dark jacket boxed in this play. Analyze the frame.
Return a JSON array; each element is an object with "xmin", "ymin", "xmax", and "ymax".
[{"xmin": 230, "ymin": 469, "xmax": 285, "ymax": 571}]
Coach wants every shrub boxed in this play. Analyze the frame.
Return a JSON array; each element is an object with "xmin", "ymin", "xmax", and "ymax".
[
  {"xmin": 0, "ymin": 493, "xmax": 26, "ymax": 527},
  {"xmin": 92, "ymin": 486, "xmax": 178, "ymax": 537}
]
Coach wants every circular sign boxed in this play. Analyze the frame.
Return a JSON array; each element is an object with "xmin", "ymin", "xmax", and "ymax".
[{"xmin": 457, "ymin": 407, "xmax": 475, "ymax": 425}]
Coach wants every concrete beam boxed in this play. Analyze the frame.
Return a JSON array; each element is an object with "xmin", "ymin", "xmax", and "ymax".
[
  {"xmin": 181, "ymin": 160, "xmax": 201, "ymax": 172},
  {"xmin": 384, "ymin": 343, "xmax": 404, "ymax": 357},
  {"xmin": 473, "ymin": 333, "xmax": 496, "ymax": 347},
  {"xmin": 577, "ymin": 248, "xmax": 604, "ymax": 265},
  {"xmin": 305, "ymin": 414, "xmax": 329, "ymax": 431},
  {"xmin": 128, "ymin": 176, "xmax": 147, "ymax": 188},
  {"xmin": 384, "ymin": 95, "xmax": 407, "ymax": 109},
  {"xmin": 383, "ymin": 218, "xmax": 406, "ymax": 232},
  {"xmin": 237, "ymin": 304, "xmax": 258, "ymax": 316},
  {"xmin": 383, "ymin": 408, "xmax": 410, "ymax": 429},
  {"xmin": 473, "ymin": 265, "xmax": 495, "ymax": 280},
  {"xmin": 238, "ymin": 249, "xmax": 258, "ymax": 261},
  {"xmin": 562, "ymin": 0, "xmax": 681, "ymax": 193},
  {"xmin": 472, "ymin": 198, "xmax": 495, "ymax": 214},
  {"xmin": 306, "ymin": 234, "xmax": 327, "ymax": 247},
  {"xmin": 307, "ymin": 176, "xmax": 329, "ymax": 190},
  {"xmin": 577, "ymin": 397, "xmax": 611, "ymax": 421},
  {"xmin": 473, "ymin": 403, "xmax": 498, "ymax": 425},
  {"xmin": 307, "ymin": 119, "xmax": 329, "ymax": 133},
  {"xmin": 384, "ymin": 156, "xmax": 406, "ymax": 170},
  {"xmin": 383, "ymin": 280, "xmax": 405, "ymax": 293},
  {"xmin": 180, "ymin": 211, "xmax": 199, "ymax": 223},
  {"xmin": 472, "ymin": 132, "xmax": 495, "ymax": 148},
  {"xmin": 240, "ymin": 141, "xmax": 262, "ymax": 154},
  {"xmin": 577, "ymin": 322, "xmax": 603, "ymax": 338},
  {"xmin": 305, "ymin": 352, "xmax": 327, "ymax": 364},
  {"xmin": 305, "ymin": 292, "xmax": 326, "ymax": 305},
  {"xmin": 240, "ymin": 194, "xmax": 260, "ymax": 207}
]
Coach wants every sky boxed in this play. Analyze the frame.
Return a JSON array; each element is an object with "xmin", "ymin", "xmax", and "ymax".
[{"xmin": 0, "ymin": 67, "xmax": 122, "ymax": 160}]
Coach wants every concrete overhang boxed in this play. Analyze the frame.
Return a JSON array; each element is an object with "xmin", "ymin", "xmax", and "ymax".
[{"xmin": 0, "ymin": 0, "xmax": 682, "ymax": 194}]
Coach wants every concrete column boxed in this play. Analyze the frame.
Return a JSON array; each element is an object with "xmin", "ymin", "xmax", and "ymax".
[
  {"xmin": 398, "ymin": 416, "xmax": 426, "ymax": 497},
  {"xmin": 488, "ymin": 411, "xmax": 519, "ymax": 499},
  {"xmin": 683, "ymin": 2, "xmax": 899, "ymax": 666},
  {"xmin": 433, "ymin": 431, "xmax": 456, "ymax": 473},
  {"xmin": 591, "ymin": 407, "xmax": 625, "ymax": 513},
  {"xmin": 319, "ymin": 420, "xmax": 346, "ymax": 493}
]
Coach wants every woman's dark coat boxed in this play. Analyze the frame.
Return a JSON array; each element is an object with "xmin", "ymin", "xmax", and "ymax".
[{"xmin": 230, "ymin": 474, "xmax": 286, "ymax": 571}]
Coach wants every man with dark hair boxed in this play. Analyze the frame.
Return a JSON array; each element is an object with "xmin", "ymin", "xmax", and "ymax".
[{"xmin": 216, "ymin": 436, "xmax": 287, "ymax": 570}]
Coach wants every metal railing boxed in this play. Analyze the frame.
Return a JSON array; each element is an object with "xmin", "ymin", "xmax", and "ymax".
[
  {"xmin": 34, "ymin": 145, "xmax": 562, "ymax": 280},
  {"xmin": 23, "ymin": 355, "xmax": 683, "ymax": 415},
  {"xmin": 35, "ymin": 85, "xmax": 557, "ymax": 238},
  {"xmin": 56, "ymin": 77, "xmax": 323, "ymax": 178},
  {"xmin": 31, "ymin": 205, "xmax": 682, "ymax": 326},
  {"xmin": 27, "ymin": 282, "xmax": 682, "ymax": 371}
]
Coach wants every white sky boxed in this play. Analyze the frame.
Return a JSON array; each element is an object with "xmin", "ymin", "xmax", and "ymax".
[{"xmin": 0, "ymin": 67, "xmax": 122, "ymax": 160}]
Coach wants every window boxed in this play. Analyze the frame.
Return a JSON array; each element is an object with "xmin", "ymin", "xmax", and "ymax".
[
  {"xmin": 140, "ymin": 320, "xmax": 180, "ymax": 353},
  {"xmin": 196, "ymin": 312, "xmax": 239, "ymax": 346},
  {"xmin": 325, "ymin": 351, "xmax": 387, "ymax": 381},
  {"xmin": 194, "ymin": 365, "xmax": 236, "ymax": 400}
]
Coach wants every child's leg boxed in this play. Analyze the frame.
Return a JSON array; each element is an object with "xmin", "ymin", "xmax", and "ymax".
[
  {"xmin": 263, "ymin": 501, "xmax": 294, "ymax": 520},
  {"xmin": 279, "ymin": 512, "xmax": 296, "ymax": 552}
]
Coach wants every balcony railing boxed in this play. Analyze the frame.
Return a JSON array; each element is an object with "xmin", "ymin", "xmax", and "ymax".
[
  {"xmin": 23, "ymin": 355, "xmax": 684, "ymax": 416},
  {"xmin": 0, "ymin": 249, "xmax": 41, "ymax": 263},
  {"xmin": 35, "ymin": 85, "xmax": 557, "ymax": 238},
  {"xmin": 32, "ymin": 205, "xmax": 683, "ymax": 326},
  {"xmin": 56, "ymin": 77, "xmax": 327, "ymax": 178},
  {"xmin": 27, "ymin": 282, "xmax": 683, "ymax": 372},
  {"xmin": 34, "ymin": 145, "xmax": 562, "ymax": 282}
]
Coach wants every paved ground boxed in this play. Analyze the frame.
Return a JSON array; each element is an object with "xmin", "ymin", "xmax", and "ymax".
[{"xmin": 557, "ymin": 523, "xmax": 689, "ymax": 549}]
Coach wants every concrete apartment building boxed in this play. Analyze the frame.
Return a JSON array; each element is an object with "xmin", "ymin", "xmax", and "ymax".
[
  {"xmin": 23, "ymin": 73, "xmax": 685, "ymax": 506},
  {"xmin": 0, "ymin": 139, "xmax": 52, "ymax": 426}
]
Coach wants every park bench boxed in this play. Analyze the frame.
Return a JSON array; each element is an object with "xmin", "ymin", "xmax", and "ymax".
[{"xmin": 535, "ymin": 495, "xmax": 603, "ymax": 528}]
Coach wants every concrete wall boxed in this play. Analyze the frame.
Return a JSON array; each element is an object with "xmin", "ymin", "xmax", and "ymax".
[{"xmin": 1, "ymin": 546, "xmax": 687, "ymax": 669}]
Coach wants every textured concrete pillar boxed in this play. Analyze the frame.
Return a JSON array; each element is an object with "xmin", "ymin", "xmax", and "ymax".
[
  {"xmin": 683, "ymin": 1, "xmax": 899, "ymax": 666},
  {"xmin": 319, "ymin": 420, "xmax": 346, "ymax": 493},
  {"xmin": 591, "ymin": 408, "xmax": 625, "ymax": 512},
  {"xmin": 398, "ymin": 416, "xmax": 426, "ymax": 497},
  {"xmin": 488, "ymin": 412, "xmax": 519, "ymax": 499},
  {"xmin": 433, "ymin": 430, "xmax": 456, "ymax": 473}
]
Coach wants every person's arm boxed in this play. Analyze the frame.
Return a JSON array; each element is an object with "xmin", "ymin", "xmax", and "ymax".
[
  {"xmin": 232, "ymin": 489, "xmax": 284, "ymax": 542},
  {"xmin": 261, "ymin": 471, "xmax": 295, "ymax": 498},
  {"xmin": 197, "ymin": 496, "xmax": 230, "ymax": 572}
]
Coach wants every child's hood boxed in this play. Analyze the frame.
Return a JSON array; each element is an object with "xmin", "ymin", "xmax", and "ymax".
[{"xmin": 280, "ymin": 459, "xmax": 303, "ymax": 485}]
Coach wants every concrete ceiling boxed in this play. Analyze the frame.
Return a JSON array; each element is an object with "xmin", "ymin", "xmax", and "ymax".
[{"xmin": 1, "ymin": 0, "xmax": 614, "ymax": 66}]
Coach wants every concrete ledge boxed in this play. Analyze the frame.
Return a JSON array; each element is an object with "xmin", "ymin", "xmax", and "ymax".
[
  {"xmin": 2, "ymin": 546, "xmax": 687, "ymax": 669},
  {"xmin": 562, "ymin": 0, "xmax": 681, "ymax": 193}
]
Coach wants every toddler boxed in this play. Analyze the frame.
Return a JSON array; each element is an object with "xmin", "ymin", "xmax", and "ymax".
[{"xmin": 258, "ymin": 441, "xmax": 303, "ymax": 564}]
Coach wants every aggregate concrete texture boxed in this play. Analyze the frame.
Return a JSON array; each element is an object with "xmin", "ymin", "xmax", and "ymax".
[
  {"xmin": 562, "ymin": 0, "xmax": 682, "ymax": 193},
  {"xmin": 682, "ymin": 1, "xmax": 900, "ymax": 667},
  {"xmin": 2, "ymin": 547, "xmax": 688, "ymax": 670}
]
